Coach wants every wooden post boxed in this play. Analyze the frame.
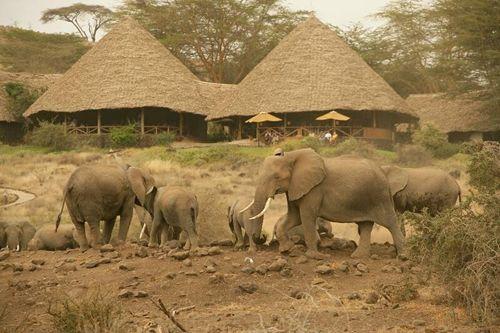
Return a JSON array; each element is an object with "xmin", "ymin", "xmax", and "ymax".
[
  {"xmin": 63, "ymin": 114, "xmax": 68, "ymax": 133},
  {"xmin": 97, "ymin": 110, "xmax": 101, "ymax": 135},
  {"xmin": 179, "ymin": 112, "xmax": 184, "ymax": 137},
  {"xmin": 140, "ymin": 109, "xmax": 145, "ymax": 135},
  {"xmin": 256, "ymin": 122, "xmax": 260, "ymax": 147},
  {"xmin": 237, "ymin": 117, "xmax": 242, "ymax": 140},
  {"xmin": 283, "ymin": 113, "xmax": 287, "ymax": 136},
  {"xmin": 372, "ymin": 111, "xmax": 377, "ymax": 128}
]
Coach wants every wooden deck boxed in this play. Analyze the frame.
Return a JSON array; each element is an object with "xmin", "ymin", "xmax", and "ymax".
[
  {"xmin": 66, "ymin": 125, "xmax": 180, "ymax": 135},
  {"xmin": 259, "ymin": 126, "xmax": 393, "ymax": 141}
]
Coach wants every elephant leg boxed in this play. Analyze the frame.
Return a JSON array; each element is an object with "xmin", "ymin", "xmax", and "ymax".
[
  {"xmin": 276, "ymin": 206, "xmax": 301, "ymax": 253},
  {"xmin": 378, "ymin": 212, "xmax": 406, "ymax": 258},
  {"xmin": 160, "ymin": 224, "xmax": 169, "ymax": 245},
  {"xmin": 351, "ymin": 221, "xmax": 373, "ymax": 258},
  {"xmin": 87, "ymin": 220, "xmax": 102, "ymax": 249},
  {"xmin": 117, "ymin": 203, "xmax": 134, "ymax": 243},
  {"xmin": 300, "ymin": 209, "xmax": 329, "ymax": 260},
  {"xmin": 233, "ymin": 220, "xmax": 245, "ymax": 249},
  {"xmin": 148, "ymin": 209, "xmax": 163, "ymax": 248},
  {"xmin": 72, "ymin": 217, "xmax": 89, "ymax": 251},
  {"xmin": 102, "ymin": 218, "xmax": 116, "ymax": 244}
]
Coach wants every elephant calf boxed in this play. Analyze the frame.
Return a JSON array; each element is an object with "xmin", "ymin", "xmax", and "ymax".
[
  {"xmin": 28, "ymin": 224, "xmax": 79, "ymax": 251},
  {"xmin": 143, "ymin": 186, "xmax": 199, "ymax": 250},
  {"xmin": 272, "ymin": 215, "xmax": 333, "ymax": 245},
  {"xmin": 381, "ymin": 165, "xmax": 461, "ymax": 215},
  {"xmin": 0, "ymin": 220, "xmax": 36, "ymax": 251},
  {"xmin": 228, "ymin": 199, "xmax": 268, "ymax": 252}
]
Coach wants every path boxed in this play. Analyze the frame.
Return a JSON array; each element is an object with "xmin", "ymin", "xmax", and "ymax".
[{"xmin": 0, "ymin": 187, "xmax": 36, "ymax": 209}]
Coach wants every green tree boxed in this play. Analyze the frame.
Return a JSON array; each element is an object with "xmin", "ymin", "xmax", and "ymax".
[
  {"xmin": 41, "ymin": 3, "xmax": 114, "ymax": 42},
  {"xmin": 117, "ymin": 0, "xmax": 307, "ymax": 83}
]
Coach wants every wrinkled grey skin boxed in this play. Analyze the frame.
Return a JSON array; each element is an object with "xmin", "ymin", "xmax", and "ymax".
[
  {"xmin": 272, "ymin": 215, "xmax": 333, "ymax": 245},
  {"xmin": 28, "ymin": 224, "xmax": 78, "ymax": 251},
  {"xmin": 0, "ymin": 220, "xmax": 36, "ymax": 251},
  {"xmin": 56, "ymin": 164, "xmax": 155, "ymax": 250},
  {"xmin": 249, "ymin": 149, "xmax": 405, "ymax": 259},
  {"xmin": 136, "ymin": 205, "xmax": 185, "ymax": 246},
  {"xmin": 227, "ymin": 200, "xmax": 267, "ymax": 252},
  {"xmin": 381, "ymin": 166, "xmax": 461, "ymax": 215},
  {"xmin": 144, "ymin": 186, "xmax": 199, "ymax": 250}
]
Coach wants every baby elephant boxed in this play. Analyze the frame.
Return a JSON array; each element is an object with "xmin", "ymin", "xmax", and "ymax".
[
  {"xmin": 143, "ymin": 186, "xmax": 199, "ymax": 250},
  {"xmin": 228, "ymin": 200, "xmax": 268, "ymax": 252},
  {"xmin": 272, "ymin": 215, "xmax": 333, "ymax": 245},
  {"xmin": 0, "ymin": 220, "xmax": 36, "ymax": 251},
  {"xmin": 28, "ymin": 224, "xmax": 78, "ymax": 251}
]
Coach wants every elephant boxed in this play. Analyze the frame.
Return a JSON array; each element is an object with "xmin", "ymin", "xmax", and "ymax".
[
  {"xmin": 241, "ymin": 148, "xmax": 405, "ymax": 260},
  {"xmin": 28, "ymin": 224, "xmax": 79, "ymax": 251},
  {"xmin": 136, "ymin": 205, "xmax": 186, "ymax": 246},
  {"xmin": 227, "ymin": 199, "xmax": 268, "ymax": 251},
  {"xmin": 381, "ymin": 165, "xmax": 461, "ymax": 215},
  {"xmin": 141, "ymin": 186, "xmax": 199, "ymax": 250},
  {"xmin": 0, "ymin": 220, "xmax": 36, "ymax": 251},
  {"xmin": 272, "ymin": 215, "xmax": 333, "ymax": 245},
  {"xmin": 56, "ymin": 164, "xmax": 155, "ymax": 250}
]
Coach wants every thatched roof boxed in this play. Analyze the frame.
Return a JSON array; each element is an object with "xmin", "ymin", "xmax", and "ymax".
[
  {"xmin": 196, "ymin": 81, "xmax": 236, "ymax": 113},
  {"xmin": 0, "ymin": 71, "xmax": 60, "ymax": 122},
  {"xmin": 406, "ymin": 93, "xmax": 500, "ymax": 133},
  {"xmin": 207, "ymin": 16, "xmax": 414, "ymax": 120},
  {"xmin": 24, "ymin": 17, "xmax": 209, "ymax": 117}
]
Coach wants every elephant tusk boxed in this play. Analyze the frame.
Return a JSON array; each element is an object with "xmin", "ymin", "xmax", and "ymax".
[
  {"xmin": 250, "ymin": 197, "xmax": 273, "ymax": 220},
  {"xmin": 15, "ymin": 244, "xmax": 20, "ymax": 252},
  {"xmin": 139, "ymin": 223, "xmax": 147, "ymax": 239},
  {"xmin": 239, "ymin": 200, "xmax": 254, "ymax": 214},
  {"xmin": 146, "ymin": 186, "xmax": 154, "ymax": 195}
]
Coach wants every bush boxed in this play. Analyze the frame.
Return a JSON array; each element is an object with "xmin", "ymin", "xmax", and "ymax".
[
  {"xmin": 396, "ymin": 144, "xmax": 433, "ymax": 166},
  {"xmin": 155, "ymin": 131, "xmax": 176, "ymax": 146},
  {"xmin": 282, "ymin": 136, "xmax": 321, "ymax": 152},
  {"xmin": 26, "ymin": 122, "xmax": 75, "ymax": 151},
  {"xmin": 323, "ymin": 137, "xmax": 376, "ymax": 158},
  {"xmin": 4, "ymin": 82, "xmax": 44, "ymax": 120},
  {"xmin": 109, "ymin": 124, "xmax": 138, "ymax": 148},
  {"xmin": 467, "ymin": 141, "xmax": 500, "ymax": 193},
  {"xmin": 412, "ymin": 125, "xmax": 459, "ymax": 159},
  {"xmin": 48, "ymin": 291, "xmax": 128, "ymax": 333}
]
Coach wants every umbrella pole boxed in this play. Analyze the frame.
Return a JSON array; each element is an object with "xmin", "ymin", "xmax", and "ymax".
[{"xmin": 257, "ymin": 123, "xmax": 260, "ymax": 147}]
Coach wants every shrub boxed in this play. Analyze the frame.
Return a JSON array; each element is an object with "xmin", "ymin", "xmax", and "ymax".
[
  {"xmin": 26, "ymin": 122, "xmax": 75, "ymax": 150},
  {"xmin": 323, "ymin": 137, "xmax": 376, "ymax": 158},
  {"xmin": 396, "ymin": 144, "xmax": 433, "ymax": 166},
  {"xmin": 282, "ymin": 136, "xmax": 320, "ymax": 152},
  {"xmin": 412, "ymin": 124, "xmax": 459, "ymax": 159},
  {"xmin": 4, "ymin": 82, "xmax": 44, "ymax": 120},
  {"xmin": 467, "ymin": 141, "xmax": 500, "ymax": 193},
  {"xmin": 109, "ymin": 124, "xmax": 138, "ymax": 148},
  {"xmin": 48, "ymin": 291, "xmax": 128, "ymax": 333},
  {"xmin": 207, "ymin": 122, "xmax": 230, "ymax": 142},
  {"xmin": 155, "ymin": 131, "xmax": 176, "ymax": 146}
]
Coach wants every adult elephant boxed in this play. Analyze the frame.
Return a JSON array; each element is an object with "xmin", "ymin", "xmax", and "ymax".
[
  {"xmin": 227, "ymin": 199, "xmax": 268, "ymax": 251},
  {"xmin": 0, "ymin": 220, "xmax": 36, "ymax": 251},
  {"xmin": 381, "ymin": 165, "xmax": 461, "ymax": 215},
  {"xmin": 241, "ymin": 149, "xmax": 404, "ymax": 259},
  {"xmin": 28, "ymin": 224, "xmax": 78, "ymax": 251},
  {"xmin": 56, "ymin": 164, "xmax": 155, "ymax": 250}
]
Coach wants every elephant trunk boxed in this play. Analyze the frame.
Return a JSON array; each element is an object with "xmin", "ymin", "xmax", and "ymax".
[
  {"xmin": 7, "ymin": 233, "xmax": 20, "ymax": 251},
  {"xmin": 248, "ymin": 185, "xmax": 271, "ymax": 245}
]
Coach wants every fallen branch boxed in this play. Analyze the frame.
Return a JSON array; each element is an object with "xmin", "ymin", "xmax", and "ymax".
[
  {"xmin": 151, "ymin": 298, "xmax": 188, "ymax": 332},
  {"xmin": 173, "ymin": 305, "xmax": 195, "ymax": 315}
]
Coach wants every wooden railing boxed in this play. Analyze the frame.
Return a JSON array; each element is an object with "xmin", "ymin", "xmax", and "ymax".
[
  {"xmin": 259, "ymin": 126, "xmax": 392, "ymax": 141},
  {"xmin": 66, "ymin": 125, "xmax": 180, "ymax": 135}
]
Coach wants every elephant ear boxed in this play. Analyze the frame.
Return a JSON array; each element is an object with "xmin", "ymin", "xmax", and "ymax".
[
  {"xmin": 287, "ymin": 149, "xmax": 326, "ymax": 201},
  {"xmin": 381, "ymin": 165, "xmax": 408, "ymax": 196},
  {"xmin": 143, "ymin": 186, "xmax": 157, "ymax": 217},
  {"xmin": 126, "ymin": 167, "xmax": 155, "ymax": 206}
]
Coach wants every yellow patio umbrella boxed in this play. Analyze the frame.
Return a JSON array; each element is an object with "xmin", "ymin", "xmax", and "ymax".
[
  {"xmin": 316, "ymin": 111, "xmax": 350, "ymax": 130},
  {"xmin": 246, "ymin": 112, "xmax": 282, "ymax": 146}
]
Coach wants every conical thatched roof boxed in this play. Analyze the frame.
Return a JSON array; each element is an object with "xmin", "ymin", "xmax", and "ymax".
[
  {"xmin": 207, "ymin": 16, "xmax": 415, "ymax": 120},
  {"xmin": 0, "ymin": 71, "xmax": 61, "ymax": 122},
  {"xmin": 24, "ymin": 17, "xmax": 208, "ymax": 117},
  {"xmin": 316, "ymin": 110, "xmax": 350, "ymax": 121},
  {"xmin": 407, "ymin": 93, "xmax": 500, "ymax": 133},
  {"xmin": 245, "ymin": 112, "xmax": 282, "ymax": 123}
]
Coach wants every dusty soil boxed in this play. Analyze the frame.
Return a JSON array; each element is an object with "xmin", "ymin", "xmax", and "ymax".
[{"xmin": 0, "ymin": 241, "xmax": 487, "ymax": 333}]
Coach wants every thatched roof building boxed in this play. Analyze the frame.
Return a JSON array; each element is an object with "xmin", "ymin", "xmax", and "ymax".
[
  {"xmin": 406, "ymin": 93, "xmax": 500, "ymax": 141},
  {"xmin": 208, "ymin": 16, "xmax": 415, "ymax": 121}
]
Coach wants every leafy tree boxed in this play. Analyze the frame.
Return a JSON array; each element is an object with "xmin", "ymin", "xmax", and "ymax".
[
  {"xmin": 41, "ymin": 3, "xmax": 114, "ymax": 42},
  {"xmin": 117, "ymin": 0, "xmax": 307, "ymax": 83},
  {"xmin": 4, "ymin": 82, "xmax": 46, "ymax": 120}
]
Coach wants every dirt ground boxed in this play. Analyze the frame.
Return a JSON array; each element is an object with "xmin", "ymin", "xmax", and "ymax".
[{"xmin": 0, "ymin": 147, "xmax": 488, "ymax": 332}]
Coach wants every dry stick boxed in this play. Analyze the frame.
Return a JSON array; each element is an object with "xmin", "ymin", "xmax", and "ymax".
[
  {"xmin": 173, "ymin": 305, "xmax": 196, "ymax": 315},
  {"xmin": 152, "ymin": 298, "xmax": 188, "ymax": 332}
]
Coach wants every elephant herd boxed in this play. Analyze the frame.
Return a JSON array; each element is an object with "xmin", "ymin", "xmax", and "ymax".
[{"xmin": 0, "ymin": 148, "xmax": 461, "ymax": 261}]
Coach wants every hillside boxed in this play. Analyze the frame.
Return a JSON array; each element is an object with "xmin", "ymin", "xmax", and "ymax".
[{"xmin": 0, "ymin": 26, "xmax": 90, "ymax": 74}]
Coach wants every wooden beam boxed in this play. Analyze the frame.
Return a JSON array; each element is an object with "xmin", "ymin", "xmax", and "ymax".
[
  {"xmin": 179, "ymin": 112, "xmax": 184, "ymax": 137},
  {"xmin": 372, "ymin": 111, "xmax": 377, "ymax": 128},
  {"xmin": 237, "ymin": 117, "xmax": 242, "ymax": 140},
  {"xmin": 63, "ymin": 114, "xmax": 67, "ymax": 133},
  {"xmin": 140, "ymin": 109, "xmax": 145, "ymax": 135},
  {"xmin": 97, "ymin": 110, "xmax": 101, "ymax": 135}
]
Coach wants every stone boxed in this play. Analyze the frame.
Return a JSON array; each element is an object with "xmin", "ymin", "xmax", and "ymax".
[
  {"xmin": 12, "ymin": 264, "xmax": 24, "ymax": 272},
  {"xmin": 208, "ymin": 273, "xmax": 224, "ymax": 284},
  {"xmin": 84, "ymin": 258, "xmax": 110, "ymax": 269},
  {"xmin": 295, "ymin": 256, "xmax": 308, "ymax": 264},
  {"xmin": 337, "ymin": 262, "xmax": 349, "ymax": 273},
  {"xmin": 107, "ymin": 252, "xmax": 120, "ymax": 259},
  {"xmin": 119, "ymin": 264, "xmax": 133, "ymax": 271},
  {"xmin": 134, "ymin": 291, "xmax": 149, "ymax": 298},
  {"xmin": 183, "ymin": 259, "xmax": 193, "ymax": 267},
  {"xmin": 208, "ymin": 246, "xmax": 222, "ymax": 255},
  {"xmin": 356, "ymin": 263, "xmax": 369, "ymax": 273},
  {"xmin": 118, "ymin": 290, "xmax": 134, "ymax": 298},
  {"xmin": 365, "ymin": 291, "xmax": 379, "ymax": 304},
  {"xmin": 218, "ymin": 239, "xmax": 234, "ymax": 247},
  {"xmin": 194, "ymin": 248, "xmax": 209, "ymax": 257},
  {"xmin": 290, "ymin": 290, "xmax": 307, "ymax": 299},
  {"xmin": 315, "ymin": 265, "xmax": 334, "ymax": 275},
  {"xmin": 354, "ymin": 270, "xmax": 363, "ymax": 276},
  {"xmin": 100, "ymin": 244, "xmax": 115, "ymax": 253},
  {"xmin": 238, "ymin": 282, "xmax": 257, "ymax": 294},
  {"xmin": 0, "ymin": 252, "xmax": 10, "ymax": 261},
  {"xmin": 280, "ymin": 267, "xmax": 293, "ymax": 277},
  {"xmin": 347, "ymin": 292, "xmax": 361, "ymax": 300},
  {"xmin": 185, "ymin": 271, "xmax": 198, "ymax": 276},
  {"xmin": 410, "ymin": 266, "xmax": 423, "ymax": 274},
  {"xmin": 56, "ymin": 263, "xmax": 77, "ymax": 273},
  {"xmin": 164, "ymin": 240, "xmax": 181, "ymax": 249},
  {"xmin": 381, "ymin": 265, "xmax": 402, "ymax": 273},
  {"xmin": 166, "ymin": 272, "xmax": 177, "ymax": 279},
  {"xmin": 268, "ymin": 258, "xmax": 287, "ymax": 272},
  {"xmin": 172, "ymin": 251, "xmax": 190, "ymax": 261},
  {"xmin": 255, "ymin": 264, "xmax": 268, "ymax": 275},
  {"xmin": 31, "ymin": 259, "xmax": 45, "ymax": 265},
  {"xmin": 135, "ymin": 247, "xmax": 149, "ymax": 258},
  {"xmin": 370, "ymin": 254, "xmax": 380, "ymax": 260},
  {"xmin": 413, "ymin": 320, "xmax": 426, "ymax": 327},
  {"xmin": 209, "ymin": 240, "xmax": 219, "ymax": 246},
  {"xmin": 27, "ymin": 264, "xmax": 37, "ymax": 272},
  {"xmin": 241, "ymin": 266, "xmax": 255, "ymax": 274},
  {"xmin": 205, "ymin": 265, "xmax": 216, "ymax": 273},
  {"xmin": 312, "ymin": 278, "xmax": 326, "ymax": 285}
]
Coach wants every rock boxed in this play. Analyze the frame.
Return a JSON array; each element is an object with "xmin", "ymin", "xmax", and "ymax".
[
  {"xmin": 280, "ymin": 267, "xmax": 293, "ymax": 277},
  {"xmin": 295, "ymin": 256, "xmax": 308, "ymax": 264},
  {"xmin": 99, "ymin": 258, "xmax": 111, "ymax": 265},
  {"xmin": 100, "ymin": 244, "xmax": 115, "ymax": 252},
  {"xmin": 0, "ymin": 252, "xmax": 10, "ymax": 261},
  {"xmin": 166, "ymin": 272, "xmax": 177, "ymax": 279},
  {"xmin": 208, "ymin": 273, "xmax": 224, "ymax": 284},
  {"xmin": 118, "ymin": 290, "xmax": 134, "ymax": 298},
  {"xmin": 354, "ymin": 270, "xmax": 363, "ymax": 276},
  {"xmin": 56, "ymin": 263, "xmax": 77, "ymax": 273},
  {"xmin": 209, "ymin": 240, "xmax": 219, "ymax": 246},
  {"xmin": 135, "ymin": 247, "xmax": 149, "ymax": 258},
  {"xmin": 172, "ymin": 251, "xmax": 190, "ymax": 260},
  {"xmin": 205, "ymin": 265, "xmax": 216, "ymax": 273},
  {"xmin": 348, "ymin": 259, "xmax": 360, "ymax": 267},
  {"xmin": 268, "ymin": 258, "xmax": 287, "ymax": 272},
  {"xmin": 255, "ymin": 264, "xmax": 268, "ymax": 275},
  {"xmin": 365, "ymin": 291, "xmax": 379, "ymax": 304},
  {"xmin": 217, "ymin": 239, "xmax": 233, "ymax": 247},
  {"xmin": 119, "ymin": 264, "xmax": 133, "ymax": 271},
  {"xmin": 107, "ymin": 252, "xmax": 120, "ymax": 259},
  {"xmin": 84, "ymin": 258, "xmax": 111, "ymax": 269},
  {"xmin": 31, "ymin": 259, "xmax": 45, "ymax": 266},
  {"xmin": 135, "ymin": 291, "xmax": 149, "ymax": 298},
  {"xmin": 315, "ymin": 264, "xmax": 334, "ymax": 275},
  {"xmin": 185, "ymin": 271, "xmax": 198, "ymax": 276},
  {"xmin": 241, "ymin": 266, "xmax": 255, "ymax": 274},
  {"xmin": 290, "ymin": 290, "xmax": 307, "ymax": 299},
  {"xmin": 370, "ymin": 254, "xmax": 380, "ymax": 260},
  {"xmin": 381, "ymin": 265, "xmax": 402, "ymax": 273},
  {"xmin": 164, "ymin": 240, "xmax": 181, "ymax": 249},
  {"xmin": 12, "ymin": 264, "xmax": 24, "ymax": 272},
  {"xmin": 208, "ymin": 246, "xmax": 222, "ymax": 255},
  {"xmin": 27, "ymin": 264, "xmax": 37, "ymax": 272},
  {"xmin": 183, "ymin": 259, "xmax": 193, "ymax": 267},
  {"xmin": 312, "ymin": 278, "xmax": 326, "ymax": 285},
  {"xmin": 347, "ymin": 292, "xmax": 361, "ymax": 300},
  {"xmin": 194, "ymin": 248, "xmax": 209, "ymax": 257},
  {"xmin": 413, "ymin": 320, "xmax": 426, "ymax": 327},
  {"xmin": 410, "ymin": 266, "xmax": 423, "ymax": 274},
  {"xmin": 238, "ymin": 282, "xmax": 257, "ymax": 294},
  {"xmin": 337, "ymin": 262, "xmax": 349, "ymax": 273},
  {"xmin": 356, "ymin": 263, "xmax": 369, "ymax": 273}
]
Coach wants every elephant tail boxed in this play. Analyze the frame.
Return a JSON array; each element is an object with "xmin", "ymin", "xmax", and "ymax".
[
  {"xmin": 458, "ymin": 189, "xmax": 462, "ymax": 204},
  {"xmin": 227, "ymin": 200, "xmax": 238, "ymax": 235},
  {"xmin": 55, "ymin": 186, "xmax": 71, "ymax": 232}
]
